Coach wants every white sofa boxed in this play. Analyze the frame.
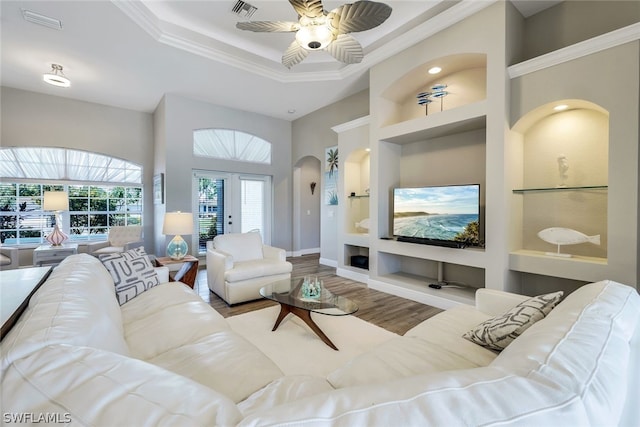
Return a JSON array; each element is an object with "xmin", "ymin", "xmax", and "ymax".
[
  {"xmin": 2, "ymin": 253, "xmax": 639, "ymax": 426},
  {"xmin": 206, "ymin": 232, "xmax": 292, "ymax": 305}
]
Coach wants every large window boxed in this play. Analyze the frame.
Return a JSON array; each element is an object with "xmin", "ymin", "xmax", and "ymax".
[
  {"xmin": 0, "ymin": 183, "xmax": 142, "ymax": 245},
  {"xmin": 0, "ymin": 147, "xmax": 143, "ymax": 245}
]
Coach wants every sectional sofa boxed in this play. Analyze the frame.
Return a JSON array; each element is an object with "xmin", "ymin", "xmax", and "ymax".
[{"xmin": 2, "ymin": 253, "xmax": 639, "ymax": 426}]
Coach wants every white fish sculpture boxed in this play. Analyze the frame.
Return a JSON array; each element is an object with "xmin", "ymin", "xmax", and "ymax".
[
  {"xmin": 355, "ymin": 218, "xmax": 370, "ymax": 231},
  {"xmin": 537, "ymin": 227, "xmax": 600, "ymax": 258}
]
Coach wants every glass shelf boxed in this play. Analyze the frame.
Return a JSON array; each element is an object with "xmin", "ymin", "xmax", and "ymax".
[
  {"xmin": 348, "ymin": 194, "xmax": 370, "ymax": 198},
  {"xmin": 512, "ymin": 185, "xmax": 607, "ymax": 194}
]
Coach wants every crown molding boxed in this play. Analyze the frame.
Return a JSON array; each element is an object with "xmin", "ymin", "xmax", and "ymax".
[
  {"xmin": 111, "ymin": 0, "xmax": 162, "ymax": 40},
  {"xmin": 113, "ymin": 0, "xmax": 495, "ymax": 83},
  {"xmin": 331, "ymin": 115, "xmax": 371, "ymax": 133},
  {"xmin": 508, "ymin": 22, "xmax": 640, "ymax": 79}
]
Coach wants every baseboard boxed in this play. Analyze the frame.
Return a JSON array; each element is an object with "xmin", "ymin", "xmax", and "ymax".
[
  {"xmin": 368, "ymin": 278, "xmax": 465, "ymax": 310},
  {"xmin": 319, "ymin": 257, "xmax": 337, "ymax": 268},
  {"xmin": 291, "ymin": 247, "xmax": 320, "ymax": 257},
  {"xmin": 336, "ymin": 267, "xmax": 369, "ymax": 284}
]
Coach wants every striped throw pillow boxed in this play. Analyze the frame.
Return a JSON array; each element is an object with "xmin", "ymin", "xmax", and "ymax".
[{"xmin": 463, "ymin": 291, "xmax": 564, "ymax": 351}]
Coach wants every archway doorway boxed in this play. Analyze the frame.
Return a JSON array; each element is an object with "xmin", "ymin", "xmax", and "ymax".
[{"xmin": 293, "ymin": 156, "xmax": 321, "ymax": 256}]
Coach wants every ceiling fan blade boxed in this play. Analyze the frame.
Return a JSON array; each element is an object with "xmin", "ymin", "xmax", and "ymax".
[
  {"xmin": 325, "ymin": 34, "xmax": 363, "ymax": 64},
  {"xmin": 282, "ymin": 41, "xmax": 309, "ymax": 69},
  {"xmin": 327, "ymin": 1, "xmax": 392, "ymax": 34},
  {"xmin": 236, "ymin": 21, "xmax": 299, "ymax": 32},
  {"xmin": 289, "ymin": 0, "xmax": 325, "ymax": 19}
]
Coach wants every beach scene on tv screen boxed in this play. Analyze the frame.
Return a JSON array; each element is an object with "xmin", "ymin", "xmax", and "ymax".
[{"xmin": 393, "ymin": 185, "xmax": 479, "ymax": 242}]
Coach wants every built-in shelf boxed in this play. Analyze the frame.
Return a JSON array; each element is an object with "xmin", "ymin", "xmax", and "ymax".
[
  {"xmin": 344, "ymin": 233, "xmax": 369, "ymax": 247},
  {"xmin": 512, "ymin": 185, "xmax": 608, "ymax": 194},
  {"xmin": 509, "ymin": 249, "xmax": 608, "ymax": 282},
  {"xmin": 369, "ymin": 272, "xmax": 477, "ymax": 309},
  {"xmin": 379, "ymin": 100, "xmax": 487, "ymax": 144},
  {"xmin": 378, "ymin": 240, "xmax": 486, "ymax": 269}
]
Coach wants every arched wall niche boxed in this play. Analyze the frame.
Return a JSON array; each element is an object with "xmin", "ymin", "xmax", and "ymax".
[
  {"xmin": 344, "ymin": 148, "xmax": 370, "ymax": 234},
  {"xmin": 512, "ymin": 99, "xmax": 609, "ymax": 258},
  {"xmin": 293, "ymin": 155, "xmax": 321, "ymax": 255},
  {"xmin": 378, "ymin": 53, "xmax": 487, "ymax": 126}
]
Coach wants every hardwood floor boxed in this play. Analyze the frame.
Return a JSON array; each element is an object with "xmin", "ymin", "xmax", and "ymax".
[{"xmin": 194, "ymin": 254, "xmax": 442, "ymax": 335}]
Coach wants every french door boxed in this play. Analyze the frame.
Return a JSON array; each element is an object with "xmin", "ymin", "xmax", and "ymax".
[{"xmin": 193, "ymin": 171, "xmax": 272, "ymax": 254}]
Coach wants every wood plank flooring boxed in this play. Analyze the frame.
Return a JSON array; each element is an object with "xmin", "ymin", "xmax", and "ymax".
[{"xmin": 195, "ymin": 254, "xmax": 442, "ymax": 335}]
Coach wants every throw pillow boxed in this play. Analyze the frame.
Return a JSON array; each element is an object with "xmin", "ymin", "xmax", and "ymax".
[
  {"xmin": 101, "ymin": 247, "xmax": 160, "ymax": 305},
  {"xmin": 463, "ymin": 291, "xmax": 564, "ymax": 351}
]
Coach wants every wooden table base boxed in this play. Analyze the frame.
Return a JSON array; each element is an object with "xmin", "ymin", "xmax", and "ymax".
[{"xmin": 272, "ymin": 303, "xmax": 338, "ymax": 351}]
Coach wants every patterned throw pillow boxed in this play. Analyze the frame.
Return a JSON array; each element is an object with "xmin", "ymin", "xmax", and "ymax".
[
  {"xmin": 101, "ymin": 247, "xmax": 160, "ymax": 305},
  {"xmin": 463, "ymin": 291, "xmax": 564, "ymax": 351}
]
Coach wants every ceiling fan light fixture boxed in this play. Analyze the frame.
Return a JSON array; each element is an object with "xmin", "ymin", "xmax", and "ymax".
[
  {"xmin": 43, "ymin": 63, "xmax": 70, "ymax": 87},
  {"xmin": 295, "ymin": 24, "xmax": 334, "ymax": 50},
  {"xmin": 235, "ymin": 0, "xmax": 392, "ymax": 68}
]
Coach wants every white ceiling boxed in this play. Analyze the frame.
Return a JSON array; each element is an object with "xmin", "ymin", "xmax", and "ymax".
[{"xmin": 0, "ymin": 0, "xmax": 560, "ymax": 121}]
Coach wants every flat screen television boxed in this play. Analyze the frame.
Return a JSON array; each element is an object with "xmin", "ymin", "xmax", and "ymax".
[{"xmin": 393, "ymin": 184, "xmax": 480, "ymax": 246}]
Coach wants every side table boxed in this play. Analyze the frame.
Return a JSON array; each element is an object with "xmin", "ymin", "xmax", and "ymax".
[
  {"xmin": 155, "ymin": 255, "xmax": 199, "ymax": 289},
  {"xmin": 33, "ymin": 243, "xmax": 78, "ymax": 267}
]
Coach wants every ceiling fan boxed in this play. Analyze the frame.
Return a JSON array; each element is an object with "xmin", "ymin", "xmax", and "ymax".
[{"xmin": 236, "ymin": 0, "xmax": 392, "ymax": 69}]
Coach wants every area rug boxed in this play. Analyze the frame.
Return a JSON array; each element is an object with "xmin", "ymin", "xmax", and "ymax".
[{"xmin": 226, "ymin": 305, "xmax": 397, "ymax": 377}]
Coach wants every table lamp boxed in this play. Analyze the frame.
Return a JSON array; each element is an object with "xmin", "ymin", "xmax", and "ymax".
[
  {"xmin": 43, "ymin": 191, "xmax": 69, "ymax": 246},
  {"xmin": 163, "ymin": 211, "xmax": 193, "ymax": 260}
]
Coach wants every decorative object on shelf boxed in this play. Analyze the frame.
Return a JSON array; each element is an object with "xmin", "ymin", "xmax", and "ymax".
[
  {"xmin": 557, "ymin": 154, "xmax": 569, "ymax": 188},
  {"xmin": 325, "ymin": 146, "xmax": 339, "ymax": 205},
  {"xmin": 310, "ymin": 182, "xmax": 316, "ymax": 195},
  {"xmin": 163, "ymin": 211, "xmax": 194, "ymax": 260},
  {"xmin": 537, "ymin": 227, "xmax": 600, "ymax": 258},
  {"xmin": 355, "ymin": 218, "xmax": 370, "ymax": 231},
  {"xmin": 301, "ymin": 275, "xmax": 322, "ymax": 300},
  {"xmin": 153, "ymin": 173, "xmax": 164, "ymax": 205},
  {"xmin": 416, "ymin": 83, "xmax": 448, "ymax": 115},
  {"xmin": 43, "ymin": 191, "xmax": 69, "ymax": 246},
  {"xmin": 350, "ymin": 192, "xmax": 356, "ymax": 197},
  {"xmin": 43, "ymin": 63, "xmax": 70, "ymax": 88},
  {"xmin": 235, "ymin": 0, "xmax": 392, "ymax": 68}
]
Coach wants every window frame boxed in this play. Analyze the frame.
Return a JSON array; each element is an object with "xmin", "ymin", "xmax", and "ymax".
[{"xmin": 0, "ymin": 147, "xmax": 144, "ymax": 247}]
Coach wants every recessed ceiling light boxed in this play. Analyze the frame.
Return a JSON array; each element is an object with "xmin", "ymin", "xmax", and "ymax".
[
  {"xmin": 428, "ymin": 66, "xmax": 442, "ymax": 74},
  {"xmin": 287, "ymin": 109, "xmax": 296, "ymax": 114},
  {"xmin": 365, "ymin": 148, "xmax": 371, "ymax": 152},
  {"xmin": 554, "ymin": 104, "xmax": 569, "ymax": 111},
  {"xmin": 43, "ymin": 64, "xmax": 70, "ymax": 88}
]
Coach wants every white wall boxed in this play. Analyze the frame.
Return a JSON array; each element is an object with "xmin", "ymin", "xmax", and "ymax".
[
  {"xmin": 294, "ymin": 156, "xmax": 321, "ymax": 254},
  {"xmin": 0, "ymin": 86, "xmax": 156, "ymax": 255},
  {"xmin": 292, "ymin": 90, "xmax": 369, "ymax": 265},
  {"xmin": 156, "ymin": 94, "xmax": 293, "ymax": 252}
]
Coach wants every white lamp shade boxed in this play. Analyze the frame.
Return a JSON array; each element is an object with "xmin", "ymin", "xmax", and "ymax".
[
  {"xmin": 163, "ymin": 212, "xmax": 193, "ymax": 235},
  {"xmin": 43, "ymin": 191, "xmax": 69, "ymax": 211}
]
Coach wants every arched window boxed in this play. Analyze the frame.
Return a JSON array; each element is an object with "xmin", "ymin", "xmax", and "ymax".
[
  {"xmin": 193, "ymin": 129, "xmax": 271, "ymax": 164},
  {"xmin": 0, "ymin": 147, "xmax": 141, "ymax": 183},
  {"xmin": 0, "ymin": 147, "xmax": 143, "ymax": 245}
]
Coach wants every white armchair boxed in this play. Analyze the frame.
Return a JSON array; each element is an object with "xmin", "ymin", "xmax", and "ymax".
[
  {"xmin": 206, "ymin": 232, "xmax": 292, "ymax": 305},
  {"xmin": 0, "ymin": 246, "xmax": 19, "ymax": 270},
  {"xmin": 87, "ymin": 226, "xmax": 143, "ymax": 256}
]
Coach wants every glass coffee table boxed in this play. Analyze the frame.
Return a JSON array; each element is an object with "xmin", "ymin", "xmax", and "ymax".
[{"xmin": 260, "ymin": 278, "xmax": 358, "ymax": 351}]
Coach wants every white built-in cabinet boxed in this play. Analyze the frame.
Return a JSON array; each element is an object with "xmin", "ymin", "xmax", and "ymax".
[
  {"xmin": 334, "ymin": 116, "xmax": 371, "ymax": 284},
  {"xmin": 333, "ymin": 3, "xmax": 639, "ymax": 309}
]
